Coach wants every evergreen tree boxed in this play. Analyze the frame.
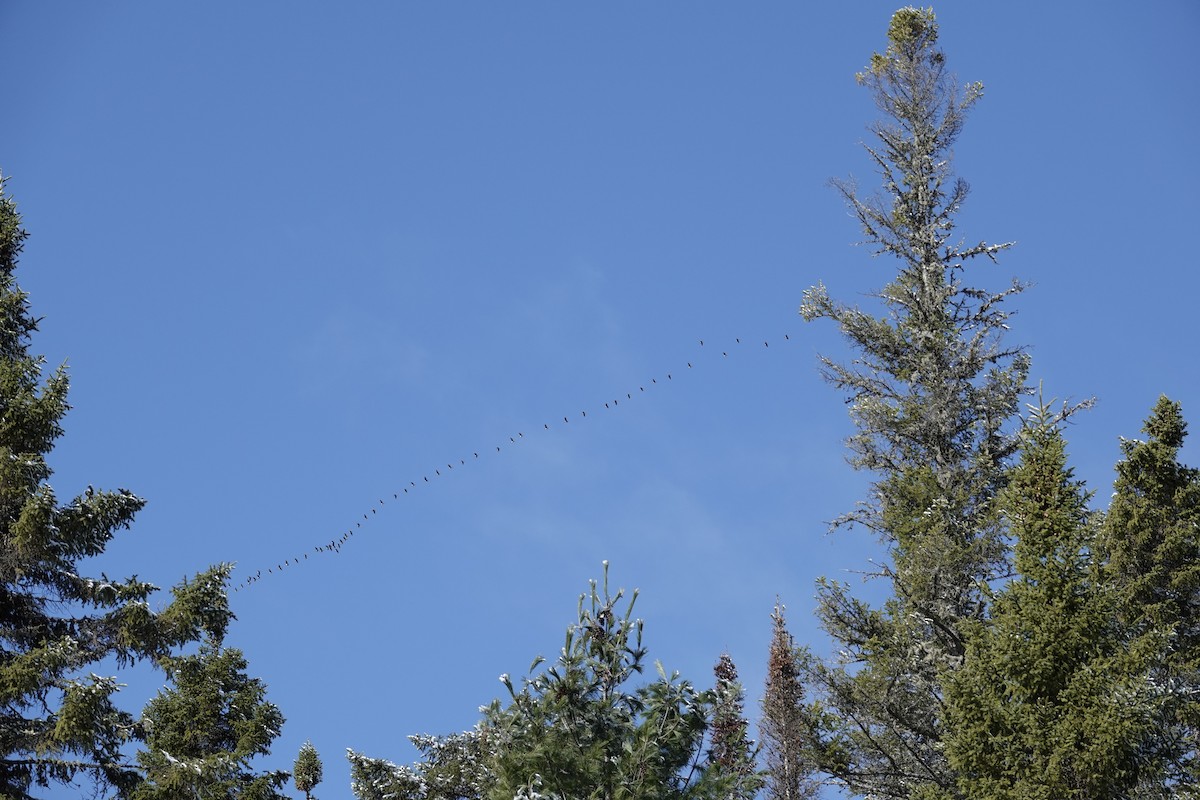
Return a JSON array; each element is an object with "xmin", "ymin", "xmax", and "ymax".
[
  {"xmin": 944, "ymin": 407, "xmax": 1153, "ymax": 799},
  {"xmin": 348, "ymin": 730, "xmax": 494, "ymax": 800},
  {"xmin": 759, "ymin": 605, "xmax": 813, "ymax": 800},
  {"xmin": 131, "ymin": 625, "xmax": 288, "ymax": 800},
  {"xmin": 1101, "ymin": 397, "xmax": 1200, "ymax": 794},
  {"xmin": 484, "ymin": 564, "xmax": 723, "ymax": 800},
  {"xmin": 350, "ymin": 565, "xmax": 748, "ymax": 800},
  {"xmin": 707, "ymin": 654, "xmax": 759, "ymax": 800},
  {"xmin": 795, "ymin": 9, "xmax": 1030, "ymax": 797},
  {"xmin": 0, "ymin": 176, "xmax": 232, "ymax": 798},
  {"xmin": 294, "ymin": 740, "xmax": 323, "ymax": 800}
]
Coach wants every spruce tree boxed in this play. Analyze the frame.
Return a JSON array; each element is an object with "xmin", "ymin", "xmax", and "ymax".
[
  {"xmin": 796, "ymin": 8, "xmax": 1030, "ymax": 797},
  {"xmin": 944, "ymin": 408, "xmax": 1153, "ymax": 799},
  {"xmin": 131, "ymin": 626, "xmax": 289, "ymax": 799},
  {"xmin": 759, "ymin": 606, "xmax": 813, "ymax": 800},
  {"xmin": 294, "ymin": 740, "xmax": 323, "ymax": 800},
  {"xmin": 1101, "ymin": 397, "xmax": 1200, "ymax": 794},
  {"xmin": 0, "ymin": 176, "xmax": 232, "ymax": 798}
]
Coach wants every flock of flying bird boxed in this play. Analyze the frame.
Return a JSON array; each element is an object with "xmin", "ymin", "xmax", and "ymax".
[{"xmin": 232, "ymin": 332, "xmax": 795, "ymax": 593}]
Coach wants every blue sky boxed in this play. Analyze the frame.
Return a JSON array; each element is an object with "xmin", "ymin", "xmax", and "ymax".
[{"xmin": 5, "ymin": 2, "xmax": 1199, "ymax": 797}]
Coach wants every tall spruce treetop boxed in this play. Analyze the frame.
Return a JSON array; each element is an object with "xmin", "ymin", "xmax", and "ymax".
[
  {"xmin": 1101, "ymin": 397, "xmax": 1200, "ymax": 793},
  {"xmin": 801, "ymin": 4, "xmax": 1027, "ymax": 585},
  {"xmin": 1105, "ymin": 397, "xmax": 1200, "ymax": 643},
  {"xmin": 796, "ymin": 9, "xmax": 1029, "ymax": 798},
  {"xmin": 0, "ymin": 176, "xmax": 231, "ymax": 798}
]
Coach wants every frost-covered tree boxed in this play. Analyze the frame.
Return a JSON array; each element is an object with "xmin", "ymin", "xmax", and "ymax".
[
  {"xmin": 796, "ymin": 8, "xmax": 1031, "ymax": 797},
  {"xmin": 348, "ymin": 730, "xmax": 494, "ymax": 800},
  {"xmin": 350, "ymin": 565, "xmax": 748, "ymax": 800},
  {"xmin": 484, "ymin": 564, "xmax": 729, "ymax": 800},
  {"xmin": 944, "ymin": 406, "xmax": 1154, "ymax": 799},
  {"xmin": 131, "ymin": 622, "xmax": 288, "ymax": 800},
  {"xmin": 0, "ymin": 175, "xmax": 234, "ymax": 798},
  {"xmin": 759, "ymin": 606, "xmax": 813, "ymax": 800},
  {"xmin": 294, "ymin": 740, "xmax": 323, "ymax": 800}
]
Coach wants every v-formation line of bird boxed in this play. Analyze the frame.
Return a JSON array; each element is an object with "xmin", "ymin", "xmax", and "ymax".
[{"xmin": 232, "ymin": 331, "xmax": 793, "ymax": 592}]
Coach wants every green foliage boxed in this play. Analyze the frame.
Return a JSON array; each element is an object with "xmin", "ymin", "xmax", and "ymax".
[
  {"xmin": 795, "ymin": 9, "xmax": 1200, "ymax": 799},
  {"xmin": 861, "ymin": 7, "xmax": 939, "ymax": 82},
  {"xmin": 796, "ymin": 8, "xmax": 1029, "ymax": 797},
  {"xmin": 484, "ymin": 565, "xmax": 727, "ymax": 800},
  {"xmin": 350, "ymin": 565, "xmax": 754, "ymax": 800},
  {"xmin": 944, "ymin": 408, "xmax": 1154, "ymax": 799},
  {"xmin": 294, "ymin": 740, "xmax": 324, "ymax": 799},
  {"xmin": 132, "ymin": 634, "xmax": 289, "ymax": 800},
  {"xmin": 1105, "ymin": 397, "xmax": 1200, "ymax": 636},
  {"xmin": 0, "ymin": 175, "xmax": 265, "ymax": 799},
  {"xmin": 1101, "ymin": 397, "xmax": 1200, "ymax": 794},
  {"xmin": 348, "ymin": 729, "xmax": 495, "ymax": 800},
  {"xmin": 348, "ymin": 750, "xmax": 425, "ymax": 800}
]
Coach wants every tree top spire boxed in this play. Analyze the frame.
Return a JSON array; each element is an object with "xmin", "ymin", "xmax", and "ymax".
[{"xmin": 861, "ymin": 7, "xmax": 942, "ymax": 82}]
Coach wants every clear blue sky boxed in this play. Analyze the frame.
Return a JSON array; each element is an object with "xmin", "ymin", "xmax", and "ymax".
[{"xmin": 5, "ymin": 2, "xmax": 1199, "ymax": 797}]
